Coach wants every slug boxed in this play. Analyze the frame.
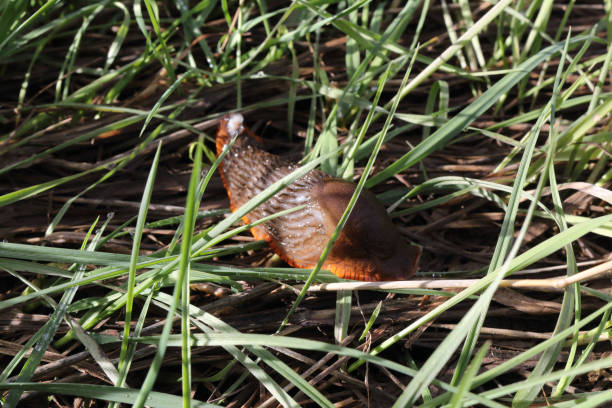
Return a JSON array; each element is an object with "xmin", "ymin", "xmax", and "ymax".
[{"xmin": 216, "ymin": 113, "xmax": 421, "ymax": 281}]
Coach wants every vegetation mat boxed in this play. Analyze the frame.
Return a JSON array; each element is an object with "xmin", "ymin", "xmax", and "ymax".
[{"xmin": 0, "ymin": 1, "xmax": 611, "ymax": 407}]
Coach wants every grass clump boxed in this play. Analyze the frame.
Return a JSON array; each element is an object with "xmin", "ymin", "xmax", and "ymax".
[{"xmin": 0, "ymin": 1, "xmax": 611, "ymax": 407}]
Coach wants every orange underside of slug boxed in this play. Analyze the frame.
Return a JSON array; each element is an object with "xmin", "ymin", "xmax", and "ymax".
[{"xmin": 216, "ymin": 113, "xmax": 421, "ymax": 281}]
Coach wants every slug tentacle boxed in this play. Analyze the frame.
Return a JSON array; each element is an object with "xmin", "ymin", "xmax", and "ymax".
[{"xmin": 216, "ymin": 114, "xmax": 420, "ymax": 281}]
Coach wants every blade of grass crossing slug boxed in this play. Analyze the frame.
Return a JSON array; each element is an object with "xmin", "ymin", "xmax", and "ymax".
[
  {"xmin": 133, "ymin": 138, "xmax": 202, "ymax": 408},
  {"xmin": 192, "ymin": 147, "xmax": 341, "ymax": 248},
  {"xmin": 117, "ymin": 142, "xmax": 161, "ymax": 388},
  {"xmin": 3, "ymin": 217, "xmax": 101, "ymax": 407},
  {"xmin": 193, "ymin": 205, "xmax": 306, "ymax": 256},
  {"xmin": 279, "ymin": 60, "xmax": 413, "ymax": 332}
]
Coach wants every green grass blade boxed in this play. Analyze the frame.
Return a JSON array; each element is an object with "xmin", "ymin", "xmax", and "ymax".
[
  {"xmin": 117, "ymin": 142, "xmax": 162, "ymax": 387},
  {"xmin": 367, "ymin": 34, "xmax": 590, "ymax": 188},
  {"xmin": 133, "ymin": 138, "xmax": 201, "ymax": 408}
]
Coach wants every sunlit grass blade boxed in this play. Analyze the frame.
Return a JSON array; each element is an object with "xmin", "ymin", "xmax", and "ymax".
[
  {"xmin": 367, "ymin": 34, "xmax": 590, "ymax": 188},
  {"xmin": 132, "ymin": 137, "xmax": 201, "ymax": 408},
  {"xmin": 116, "ymin": 142, "xmax": 161, "ymax": 389},
  {"xmin": 3, "ymin": 217, "xmax": 103, "ymax": 407},
  {"xmin": 0, "ymin": 383, "xmax": 220, "ymax": 408},
  {"xmin": 348, "ymin": 213, "xmax": 612, "ymax": 373},
  {"xmin": 150, "ymin": 292, "xmax": 313, "ymax": 407},
  {"xmin": 448, "ymin": 342, "xmax": 491, "ymax": 408}
]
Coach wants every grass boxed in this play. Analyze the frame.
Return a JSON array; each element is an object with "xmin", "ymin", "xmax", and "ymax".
[{"xmin": 0, "ymin": 0, "xmax": 611, "ymax": 407}]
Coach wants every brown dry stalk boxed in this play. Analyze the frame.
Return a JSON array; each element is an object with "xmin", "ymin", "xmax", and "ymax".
[{"xmin": 305, "ymin": 259, "xmax": 612, "ymax": 292}]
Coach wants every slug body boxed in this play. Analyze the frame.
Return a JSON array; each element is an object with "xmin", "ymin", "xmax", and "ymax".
[{"xmin": 216, "ymin": 113, "xmax": 420, "ymax": 281}]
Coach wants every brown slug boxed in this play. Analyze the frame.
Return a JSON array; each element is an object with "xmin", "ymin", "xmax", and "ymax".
[{"xmin": 216, "ymin": 113, "xmax": 421, "ymax": 281}]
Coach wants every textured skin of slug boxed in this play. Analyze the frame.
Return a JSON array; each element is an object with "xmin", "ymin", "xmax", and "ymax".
[{"xmin": 216, "ymin": 113, "xmax": 421, "ymax": 281}]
